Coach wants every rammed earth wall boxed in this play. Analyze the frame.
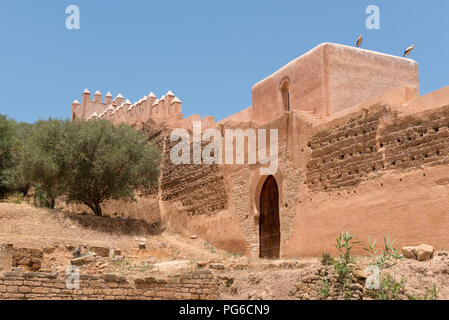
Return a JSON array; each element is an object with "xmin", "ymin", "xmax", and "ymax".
[{"xmin": 306, "ymin": 103, "xmax": 449, "ymax": 192}]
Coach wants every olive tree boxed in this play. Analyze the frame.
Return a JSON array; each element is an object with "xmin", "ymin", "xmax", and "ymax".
[
  {"xmin": 61, "ymin": 120, "xmax": 160, "ymax": 216},
  {"xmin": 3, "ymin": 121, "xmax": 34, "ymax": 196},
  {"xmin": 19, "ymin": 119, "xmax": 66, "ymax": 208},
  {"xmin": 0, "ymin": 115, "xmax": 15, "ymax": 197}
]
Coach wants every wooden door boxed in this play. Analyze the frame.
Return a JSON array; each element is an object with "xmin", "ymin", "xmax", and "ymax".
[{"xmin": 259, "ymin": 176, "xmax": 280, "ymax": 259}]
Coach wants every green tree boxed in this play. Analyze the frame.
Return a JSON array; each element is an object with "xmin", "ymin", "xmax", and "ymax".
[
  {"xmin": 61, "ymin": 120, "xmax": 160, "ymax": 216},
  {"xmin": 3, "ymin": 121, "xmax": 34, "ymax": 196},
  {"xmin": 0, "ymin": 115, "xmax": 15, "ymax": 197},
  {"xmin": 19, "ymin": 119, "xmax": 67, "ymax": 208}
]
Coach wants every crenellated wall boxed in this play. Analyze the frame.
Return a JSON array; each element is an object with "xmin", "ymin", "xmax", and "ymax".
[{"xmin": 72, "ymin": 89, "xmax": 213, "ymax": 131}]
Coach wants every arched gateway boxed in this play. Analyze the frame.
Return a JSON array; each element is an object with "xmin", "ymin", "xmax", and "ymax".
[{"xmin": 259, "ymin": 176, "xmax": 280, "ymax": 259}]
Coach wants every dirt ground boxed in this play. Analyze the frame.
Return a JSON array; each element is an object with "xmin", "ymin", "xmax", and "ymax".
[{"xmin": 1, "ymin": 202, "xmax": 449, "ymax": 300}]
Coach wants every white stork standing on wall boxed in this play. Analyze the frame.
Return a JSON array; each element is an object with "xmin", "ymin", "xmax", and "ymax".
[
  {"xmin": 356, "ymin": 35, "xmax": 363, "ymax": 48},
  {"xmin": 404, "ymin": 44, "xmax": 415, "ymax": 57}
]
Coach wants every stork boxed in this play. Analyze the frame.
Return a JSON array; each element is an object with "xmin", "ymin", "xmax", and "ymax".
[
  {"xmin": 356, "ymin": 35, "xmax": 363, "ymax": 48},
  {"xmin": 404, "ymin": 44, "xmax": 415, "ymax": 57}
]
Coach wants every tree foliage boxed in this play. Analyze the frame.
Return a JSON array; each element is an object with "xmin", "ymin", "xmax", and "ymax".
[
  {"xmin": 19, "ymin": 119, "xmax": 66, "ymax": 208},
  {"xmin": 0, "ymin": 116, "xmax": 34, "ymax": 197},
  {"xmin": 0, "ymin": 115, "xmax": 15, "ymax": 197},
  {"xmin": 61, "ymin": 120, "xmax": 160, "ymax": 216},
  {"xmin": 12, "ymin": 117, "xmax": 160, "ymax": 215}
]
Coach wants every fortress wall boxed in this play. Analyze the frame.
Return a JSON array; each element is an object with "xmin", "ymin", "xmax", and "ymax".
[
  {"xmin": 381, "ymin": 105, "xmax": 449, "ymax": 171},
  {"xmin": 285, "ymin": 102, "xmax": 449, "ymax": 257},
  {"xmin": 251, "ymin": 43, "xmax": 419, "ymax": 123},
  {"xmin": 212, "ymin": 115, "xmax": 303, "ymax": 256},
  {"xmin": 160, "ymin": 137, "xmax": 228, "ymax": 217},
  {"xmin": 325, "ymin": 44, "xmax": 419, "ymax": 115},
  {"xmin": 306, "ymin": 104, "xmax": 386, "ymax": 191},
  {"xmin": 251, "ymin": 44, "xmax": 327, "ymax": 122},
  {"xmin": 404, "ymin": 85, "xmax": 449, "ymax": 114},
  {"xmin": 67, "ymin": 43, "xmax": 448, "ymax": 259},
  {"xmin": 73, "ymin": 90, "xmax": 185, "ymax": 129},
  {"xmin": 150, "ymin": 127, "xmax": 247, "ymax": 253},
  {"xmin": 218, "ymin": 106, "xmax": 253, "ymax": 124},
  {"xmin": 305, "ymin": 103, "xmax": 449, "ymax": 193}
]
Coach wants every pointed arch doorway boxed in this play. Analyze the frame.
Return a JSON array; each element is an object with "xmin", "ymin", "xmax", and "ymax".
[{"xmin": 259, "ymin": 175, "xmax": 280, "ymax": 259}]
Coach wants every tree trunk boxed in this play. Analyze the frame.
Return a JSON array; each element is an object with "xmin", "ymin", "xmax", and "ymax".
[
  {"xmin": 84, "ymin": 201, "xmax": 103, "ymax": 216},
  {"xmin": 50, "ymin": 198, "xmax": 55, "ymax": 209},
  {"xmin": 93, "ymin": 202, "xmax": 102, "ymax": 217}
]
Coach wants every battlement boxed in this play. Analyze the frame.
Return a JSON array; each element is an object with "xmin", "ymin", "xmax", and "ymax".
[{"xmin": 71, "ymin": 89, "xmax": 213, "ymax": 129}]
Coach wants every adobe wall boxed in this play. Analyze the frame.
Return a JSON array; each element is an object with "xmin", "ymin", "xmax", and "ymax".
[
  {"xmin": 0, "ymin": 270, "xmax": 218, "ymax": 300},
  {"xmin": 77, "ymin": 95, "xmax": 449, "ymax": 258},
  {"xmin": 286, "ymin": 100, "xmax": 449, "ymax": 257},
  {"xmin": 71, "ymin": 90, "xmax": 214, "ymax": 133},
  {"xmin": 165, "ymin": 97, "xmax": 449, "ymax": 258},
  {"xmin": 251, "ymin": 43, "xmax": 418, "ymax": 122},
  {"xmin": 68, "ymin": 43, "xmax": 449, "ymax": 259}
]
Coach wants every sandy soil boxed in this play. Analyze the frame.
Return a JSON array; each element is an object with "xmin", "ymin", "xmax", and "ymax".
[
  {"xmin": 0, "ymin": 202, "xmax": 226, "ymax": 274},
  {"xmin": 2, "ymin": 202, "xmax": 449, "ymax": 300}
]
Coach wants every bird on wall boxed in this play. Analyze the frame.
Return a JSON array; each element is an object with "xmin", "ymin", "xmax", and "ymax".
[
  {"xmin": 356, "ymin": 35, "xmax": 363, "ymax": 48},
  {"xmin": 404, "ymin": 44, "xmax": 415, "ymax": 57}
]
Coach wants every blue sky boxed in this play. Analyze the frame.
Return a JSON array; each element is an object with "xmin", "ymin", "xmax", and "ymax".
[{"xmin": 0, "ymin": 0, "xmax": 448, "ymax": 123}]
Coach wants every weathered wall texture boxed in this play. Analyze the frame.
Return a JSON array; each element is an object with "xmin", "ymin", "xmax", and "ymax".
[
  {"xmin": 285, "ymin": 102, "xmax": 449, "ymax": 257},
  {"xmin": 250, "ymin": 43, "xmax": 418, "ymax": 122},
  {"xmin": 0, "ymin": 270, "xmax": 218, "ymax": 300}
]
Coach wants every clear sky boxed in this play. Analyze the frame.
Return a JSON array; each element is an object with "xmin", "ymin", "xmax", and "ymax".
[{"xmin": 0, "ymin": 0, "xmax": 448, "ymax": 123}]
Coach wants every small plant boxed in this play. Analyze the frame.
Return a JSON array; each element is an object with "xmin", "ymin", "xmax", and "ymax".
[
  {"xmin": 333, "ymin": 232, "xmax": 360, "ymax": 300},
  {"xmin": 321, "ymin": 252, "xmax": 334, "ymax": 266},
  {"xmin": 319, "ymin": 276, "xmax": 330, "ymax": 299},
  {"xmin": 364, "ymin": 236, "xmax": 403, "ymax": 271},
  {"xmin": 423, "ymin": 283, "xmax": 439, "ymax": 300},
  {"xmin": 204, "ymin": 242, "xmax": 216, "ymax": 253},
  {"xmin": 344, "ymin": 287, "xmax": 353, "ymax": 300},
  {"xmin": 335, "ymin": 232, "xmax": 360, "ymax": 265},
  {"xmin": 364, "ymin": 236, "xmax": 408, "ymax": 300},
  {"xmin": 373, "ymin": 274, "xmax": 405, "ymax": 300},
  {"xmin": 225, "ymin": 278, "xmax": 234, "ymax": 288},
  {"xmin": 11, "ymin": 192, "xmax": 24, "ymax": 204},
  {"xmin": 231, "ymin": 252, "xmax": 243, "ymax": 259}
]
